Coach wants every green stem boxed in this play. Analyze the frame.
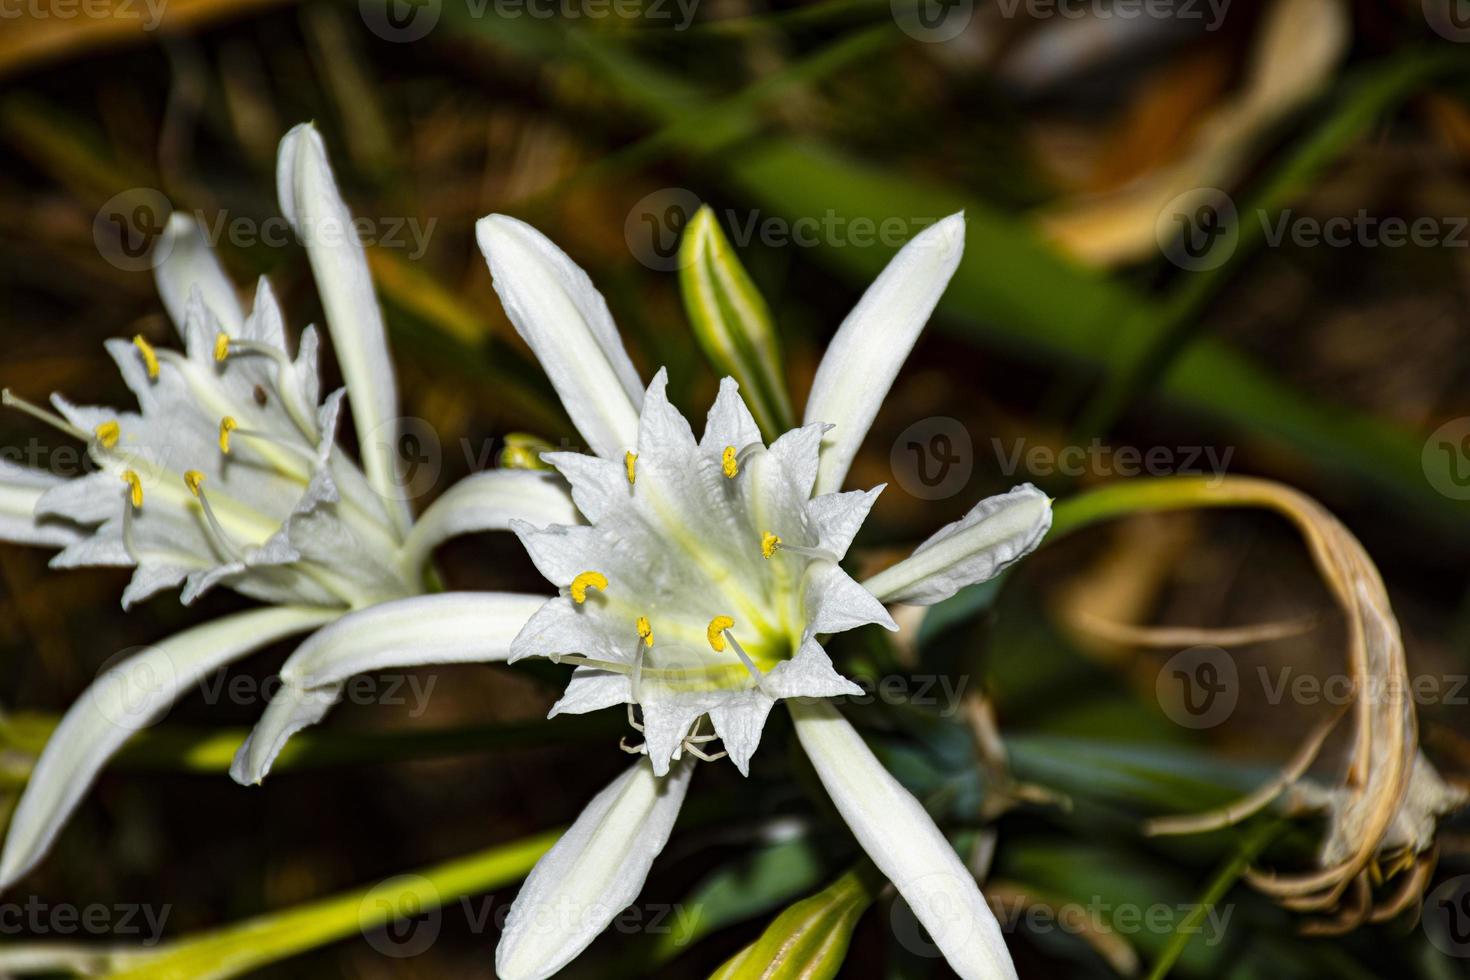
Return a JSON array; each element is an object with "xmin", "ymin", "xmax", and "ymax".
[{"xmin": 1144, "ymin": 820, "xmax": 1282, "ymax": 980}]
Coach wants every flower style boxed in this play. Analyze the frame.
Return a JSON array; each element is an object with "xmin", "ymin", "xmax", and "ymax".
[
  {"xmin": 467, "ymin": 212, "xmax": 1051, "ymax": 980},
  {"xmin": 0, "ymin": 125, "xmax": 575, "ymax": 891}
]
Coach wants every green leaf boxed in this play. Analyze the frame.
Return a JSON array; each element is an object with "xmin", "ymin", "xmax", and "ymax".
[
  {"xmin": 93, "ymin": 829, "xmax": 561, "ymax": 980},
  {"xmin": 646, "ymin": 835, "xmax": 826, "ymax": 966},
  {"xmin": 679, "ymin": 206, "xmax": 795, "ymax": 439},
  {"xmin": 709, "ymin": 865, "xmax": 882, "ymax": 980}
]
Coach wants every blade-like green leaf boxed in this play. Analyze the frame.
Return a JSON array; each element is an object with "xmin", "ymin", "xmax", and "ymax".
[
  {"xmin": 709, "ymin": 865, "xmax": 882, "ymax": 980},
  {"xmin": 679, "ymin": 206, "xmax": 794, "ymax": 439},
  {"xmin": 93, "ymin": 829, "xmax": 561, "ymax": 980}
]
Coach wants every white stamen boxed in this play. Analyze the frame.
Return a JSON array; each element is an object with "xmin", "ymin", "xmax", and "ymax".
[{"xmin": 723, "ymin": 630, "xmax": 775, "ymax": 697}]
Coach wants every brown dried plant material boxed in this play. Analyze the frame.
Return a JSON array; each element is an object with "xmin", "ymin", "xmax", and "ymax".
[{"xmin": 1117, "ymin": 477, "xmax": 1467, "ymax": 930}]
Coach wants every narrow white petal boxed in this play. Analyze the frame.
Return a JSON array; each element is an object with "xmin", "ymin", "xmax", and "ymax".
[
  {"xmin": 476, "ymin": 214, "xmax": 643, "ymax": 459},
  {"xmin": 278, "ymin": 124, "xmax": 408, "ymax": 529},
  {"xmin": 0, "ymin": 606, "xmax": 335, "ymax": 891},
  {"xmin": 804, "ymin": 213, "xmax": 966, "ymax": 495},
  {"xmin": 790, "ymin": 699, "xmax": 1017, "ymax": 980},
  {"xmin": 231, "ymin": 592, "xmax": 545, "ymax": 784},
  {"xmin": 153, "ymin": 213, "xmax": 245, "ymax": 338},
  {"xmin": 699, "ymin": 377, "xmax": 762, "ymax": 455},
  {"xmin": 0, "ymin": 462, "xmax": 80, "ymax": 549},
  {"xmin": 803, "ymin": 562, "xmax": 898, "ymax": 640},
  {"xmin": 862, "ymin": 484, "xmax": 1052, "ymax": 606},
  {"xmin": 806, "ymin": 485, "xmax": 884, "ymax": 560},
  {"xmin": 497, "ymin": 757, "xmax": 694, "ymax": 980},
  {"xmin": 399, "ymin": 470, "xmax": 580, "ymax": 575}
]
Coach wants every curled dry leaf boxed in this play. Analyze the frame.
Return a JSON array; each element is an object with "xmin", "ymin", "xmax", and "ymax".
[{"xmin": 1134, "ymin": 477, "xmax": 1467, "ymax": 931}]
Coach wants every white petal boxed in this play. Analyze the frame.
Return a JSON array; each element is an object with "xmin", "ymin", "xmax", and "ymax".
[
  {"xmin": 230, "ymin": 592, "xmax": 544, "ymax": 784},
  {"xmin": 549, "ymin": 667, "xmax": 631, "ymax": 717},
  {"xmin": 766, "ymin": 638, "xmax": 864, "ymax": 701},
  {"xmin": 768, "ymin": 422, "xmax": 828, "ymax": 501},
  {"xmin": 0, "ymin": 462, "xmax": 80, "ymax": 549},
  {"xmin": 806, "ymin": 486, "xmax": 883, "ymax": 560},
  {"xmin": 278, "ymin": 124, "xmax": 407, "ymax": 529},
  {"xmin": 476, "ymin": 214, "xmax": 643, "ymax": 459},
  {"xmin": 541, "ymin": 452, "xmax": 624, "ymax": 523},
  {"xmin": 803, "ymin": 562, "xmax": 897, "ymax": 640},
  {"xmin": 496, "ymin": 757, "xmax": 694, "ymax": 980},
  {"xmin": 699, "ymin": 377, "xmax": 762, "ymax": 455},
  {"xmin": 790, "ymin": 699, "xmax": 1017, "ymax": 980},
  {"xmin": 706, "ymin": 691, "xmax": 774, "ymax": 776},
  {"xmin": 400, "ymin": 470, "xmax": 579, "ymax": 575},
  {"xmin": 862, "ymin": 484, "xmax": 1052, "ymax": 606},
  {"xmin": 804, "ymin": 213, "xmax": 965, "ymax": 495},
  {"xmin": 153, "ymin": 213, "xmax": 245, "ymax": 339},
  {"xmin": 0, "ymin": 606, "xmax": 336, "ymax": 891}
]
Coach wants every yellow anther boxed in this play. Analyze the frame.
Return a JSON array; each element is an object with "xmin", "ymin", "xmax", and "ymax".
[
  {"xmin": 569, "ymin": 570, "xmax": 608, "ymax": 604},
  {"xmin": 636, "ymin": 616, "xmax": 653, "ymax": 647},
  {"xmin": 94, "ymin": 421, "xmax": 120, "ymax": 449},
  {"xmin": 184, "ymin": 470, "xmax": 205, "ymax": 497},
  {"xmin": 721, "ymin": 446, "xmax": 738, "ymax": 479},
  {"xmin": 707, "ymin": 616, "xmax": 735, "ymax": 652},
  {"xmin": 213, "ymin": 333, "xmax": 231, "ymax": 363},
  {"xmin": 219, "ymin": 417, "xmax": 237, "ymax": 454},
  {"xmin": 132, "ymin": 335, "xmax": 160, "ymax": 380},
  {"xmin": 624, "ymin": 451, "xmax": 637, "ymax": 485},
  {"xmin": 760, "ymin": 531, "xmax": 781, "ymax": 559},
  {"xmin": 121, "ymin": 470, "xmax": 143, "ymax": 509}
]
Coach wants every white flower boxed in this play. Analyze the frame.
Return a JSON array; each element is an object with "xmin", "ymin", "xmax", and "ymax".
[
  {"xmin": 473, "ymin": 212, "xmax": 1050, "ymax": 980},
  {"xmin": 0, "ymin": 124, "xmax": 574, "ymax": 891}
]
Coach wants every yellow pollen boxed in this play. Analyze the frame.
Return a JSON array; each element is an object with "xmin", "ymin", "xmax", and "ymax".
[
  {"xmin": 94, "ymin": 421, "xmax": 120, "ymax": 449},
  {"xmin": 636, "ymin": 616, "xmax": 653, "ymax": 647},
  {"xmin": 219, "ymin": 417, "xmax": 237, "ymax": 454},
  {"xmin": 214, "ymin": 333, "xmax": 231, "ymax": 363},
  {"xmin": 721, "ymin": 446, "xmax": 738, "ymax": 479},
  {"xmin": 707, "ymin": 616, "xmax": 735, "ymax": 652},
  {"xmin": 569, "ymin": 570, "xmax": 608, "ymax": 604},
  {"xmin": 624, "ymin": 451, "xmax": 637, "ymax": 485},
  {"xmin": 184, "ymin": 470, "xmax": 205, "ymax": 497},
  {"xmin": 132, "ymin": 335, "xmax": 160, "ymax": 380},
  {"xmin": 121, "ymin": 470, "xmax": 143, "ymax": 509},
  {"xmin": 760, "ymin": 531, "xmax": 781, "ymax": 559}
]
